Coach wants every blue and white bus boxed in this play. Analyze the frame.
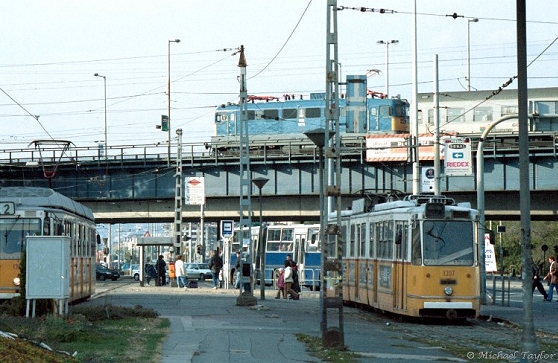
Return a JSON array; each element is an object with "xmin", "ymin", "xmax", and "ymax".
[{"xmin": 261, "ymin": 223, "xmax": 321, "ymax": 291}]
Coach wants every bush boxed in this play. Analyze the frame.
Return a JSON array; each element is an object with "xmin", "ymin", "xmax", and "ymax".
[{"xmin": 70, "ymin": 304, "xmax": 159, "ymax": 322}]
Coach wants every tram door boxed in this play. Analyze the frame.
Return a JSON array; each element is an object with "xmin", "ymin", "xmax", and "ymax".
[
  {"xmin": 294, "ymin": 234, "xmax": 304, "ymax": 268},
  {"xmin": 393, "ymin": 222, "xmax": 407, "ymax": 311}
]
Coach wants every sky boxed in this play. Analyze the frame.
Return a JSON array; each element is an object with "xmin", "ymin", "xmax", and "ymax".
[{"xmin": 1, "ymin": 0, "xmax": 557, "ymax": 151}]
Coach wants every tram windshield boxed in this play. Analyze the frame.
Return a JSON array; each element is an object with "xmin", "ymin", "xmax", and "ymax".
[
  {"xmin": 422, "ymin": 221, "xmax": 474, "ymax": 266},
  {"xmin": 0, "ymin": 218, "xmax": 41, "ymax": 258}
]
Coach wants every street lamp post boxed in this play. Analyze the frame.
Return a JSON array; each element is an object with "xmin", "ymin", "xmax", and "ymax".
[
  {"xmin": 467, "ymin": 18, "xmax": 479, "ymax": 92},
  {"xmin": 304, "ymin": 128, "xmax": 334, "ymax": 345},
  {"xmin": 377, "ymin": 40, "xmax": 398, "ymax": 97},
  {"xmin": 167, "ymin": 39, "xmax": 180, "ymax": 167},
  {"xmin": 93, "ymin": 73, "xmax": 107, "ymax": 171},
  {"xmin": 252, "ymin": 176, "xmax": 269, "ymax": 301}
]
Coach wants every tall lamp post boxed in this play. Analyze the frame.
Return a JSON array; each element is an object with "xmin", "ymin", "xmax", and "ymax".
[
  {"xmin": 304, "ymin": 128, "xmax": 334, "ymax": 345},
  {"xmin": 252, "ymin": 176, "xmax": 269, "ymax": 300},
  {"xmin": 376, "ymin": 40, "xmax": 398, "ymax": 97},
  {"xmin": 467, "ymin": 18, "xmax": 479, "ymax": 92},
  {"xmin": 167, "ymin": 38, "xmax": 180, "ymax": 167},
  {"xmin": 93, "ymin": 73, "xmax": 107, "ymax": 172}
]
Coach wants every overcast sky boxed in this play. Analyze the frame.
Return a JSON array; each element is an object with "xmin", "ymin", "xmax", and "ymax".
[{"xmin": 1, "ymin": 0, "xmax": 556, "ymax": 149}]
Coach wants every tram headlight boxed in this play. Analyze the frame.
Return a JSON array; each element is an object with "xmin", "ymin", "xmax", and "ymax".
[
  {"xmin": 444, "ymin": 286, "xmax": 453, "ymax": 296},
  {"xmin": 13, "ymin": 277, "xmax": 21, "ymax": 286}
]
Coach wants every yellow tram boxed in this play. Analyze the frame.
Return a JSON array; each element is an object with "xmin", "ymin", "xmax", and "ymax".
[
  {"xmin": 0, "ymin": 187, "xmax": 96, "ymax": 302},
  {"xmin": 340, "ymin": 195, "xmax": 480, "ymax": 319}
]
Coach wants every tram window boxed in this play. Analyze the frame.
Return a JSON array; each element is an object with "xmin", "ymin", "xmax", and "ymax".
[
  {"xmin": 473, "ymin": 107, "xmax": 493, "ymax": 122},
  {"xmin": 282, "ymin": 229, "xmax": 294, "ymax": 242},
  {"xmin": 411, "ymin": 228, "xmax": 421, "ymax": 265},
  {"xmin": 283, "ymin": 108, "xmax": 297, "ymax": 119},
  {"xmin": 395, "ymin": 225, "xmax": 403, "ymax": 245},
  {"xmin": 376, "ymin": 221, "xmax": 394, "ymax": 259},
  {"xmin": 306, "ymin": 228, "xmax": 319, "ymax": 252},
  {"xmin": 369, "ymin": 222, "xmax": 375, "ymax": 258},
  {"xmin": 395, "ymin": 222, "xmax": 406, "ymax": 260},
  {"xmin": 55, "ymin": 221, "xmax": 63, "ymax": 236},
  {"xmin": 305, "ymin": 107, "xmax": 321, "ymax": 118},
  {"xmin": 43, "ymin": 215, "xmax": 51, "ymax": 235},
  {"xmin": 349, "ymin": 225, "xmax": 355, "ymax": 257},
  {"xmin": 0, "ymin": 219, "xmax": 40, "ymax": 255},
  {"xmin": 360, "ymin": 223, "xmax": 366, "ymax": 257},
  {"xmin": 247, "ymin": 110, "xmax": 256, "ymax": 120}
]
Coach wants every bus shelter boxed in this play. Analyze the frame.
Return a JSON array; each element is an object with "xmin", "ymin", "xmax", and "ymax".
[{"xmin": 136, "ymin": 237, "xmax": 174, "ymax": 287}]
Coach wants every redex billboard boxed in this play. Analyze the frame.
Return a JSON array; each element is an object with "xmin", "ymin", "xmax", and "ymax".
[{"xmin": 444, "ymin": 138, "xmax": 473, "ymax": 176}]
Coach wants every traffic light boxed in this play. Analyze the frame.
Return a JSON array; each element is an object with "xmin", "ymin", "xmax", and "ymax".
[
  {"xmin": 161, "ymin": 115, "xmax": 169, "ymax": 131},
  {"xmin": 196, "ymin": 244, "xmax": 201, "ymax": 254},
  {"xmin": 487, "ymin": 230, "xmax": 495, "ymax": 245}
]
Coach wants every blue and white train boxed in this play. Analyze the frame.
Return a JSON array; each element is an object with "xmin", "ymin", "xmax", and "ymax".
[{"xmin": 210, "ymin": 74, "xmax": 410, "ymax": 154}]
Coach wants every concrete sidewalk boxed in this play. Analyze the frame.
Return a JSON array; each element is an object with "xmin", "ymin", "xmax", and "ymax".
[{"xmin": 88, "ymin": 282, "xmax": 557, "ymax": 362}]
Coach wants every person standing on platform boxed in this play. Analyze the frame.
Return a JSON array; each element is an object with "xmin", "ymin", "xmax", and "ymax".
[
  {"xmin": 209, "ymin": 250, "xmax": 223, "ymax": 289},
  {"xmin": 156, "ymin": 255, "xmax": 167, "ymax": 286},
  {"xmin": 233, "ymin": 251, "xmax": 242, "ymax": 289},
  {"xmin": 175, "ymin": 255, "xmax": 187, "ymax": 288}
]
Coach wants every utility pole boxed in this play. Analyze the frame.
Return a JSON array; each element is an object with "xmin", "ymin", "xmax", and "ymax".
[
  {"xmin": 236, "ymin": 45, "xmax": 256, "ymax": 306},
  {"xmin": 323, "ymin": 0, "xmax": 344, "ymax": 350},
  {"xmin": 173, "ymin": 129, "xmax": 183, "ymax": 259}
]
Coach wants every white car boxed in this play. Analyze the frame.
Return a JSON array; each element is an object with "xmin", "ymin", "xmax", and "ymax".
[{"xmin": 184, "ymin": 263, "xmax": 212, "ymax": 280}]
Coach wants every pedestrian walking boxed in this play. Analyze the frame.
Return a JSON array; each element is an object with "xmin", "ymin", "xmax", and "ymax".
[
  {"xmin": 543, "ymin": 255, "xmax": 558, "ymax": 301},
  {"xmin": 284, "ymin": 254, "xmax": 300, "ymax": 293},
  {"xmin": 284, "ymin": 261, "xmax": 299, "ymax": 300},
  {"xmin": 275, "ymin": 268, "xmax": 286, "ymax": 299},
  {"xmin": 532, "ymin": 262, "xmax": 548, "ymax": 301}
]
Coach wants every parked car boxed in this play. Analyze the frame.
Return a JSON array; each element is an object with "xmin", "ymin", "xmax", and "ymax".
[
  {"xmin": 96, "ymin": 264, "xmax": 120, "ymax": 281},
  {"xmin": 184, "ymin": 263, "xmax": 212, "ymax": 281},
  {"xmin": 131, "ymin": 264, "xmax": 141, "ymax": 281}
]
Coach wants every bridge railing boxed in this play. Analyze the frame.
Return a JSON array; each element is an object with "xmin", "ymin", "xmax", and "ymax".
[
  {"xmin": 0, "ymin": 142, "xmax": 215, "ymax": 167},
  {"xmin": 2, "ymin": 132, "xmax": 557, "ymax": 168},
  {"xmin": 0, "ymin": 138, "xmax": 366, "ymax": 167}
]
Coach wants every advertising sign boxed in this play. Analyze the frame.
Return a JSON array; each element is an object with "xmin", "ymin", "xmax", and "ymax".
[
  {"xmin": 444, "ymin": 138, "xmax": 473, "ymax": 176},
  {"xmin": 185, "ymin": 177, "xmax": 205, "ymax": 205},
  {"xmin": 484, "ymin": 233, "xmax": 498, "ymax": 273},
  {"xmin": 365, "ymin": 134, "xmax": 448, "ymax": 162},
  {"xmin": 421, "ymin": 167, "xmax": 436, "ymax": 193}
]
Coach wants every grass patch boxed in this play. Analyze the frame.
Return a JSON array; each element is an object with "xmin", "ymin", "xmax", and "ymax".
[
  {"xmin": 0, "ymin": 304, "xmax": 170, "ymax": 363},
  {"xmin": 296, "ymin": 333, "xmax": 361, "ymax": 363}
]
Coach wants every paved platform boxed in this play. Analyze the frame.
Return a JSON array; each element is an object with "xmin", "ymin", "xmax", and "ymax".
[{"xmin": 87, "ymin": 281, "xmax": 557, "ymax": 362}]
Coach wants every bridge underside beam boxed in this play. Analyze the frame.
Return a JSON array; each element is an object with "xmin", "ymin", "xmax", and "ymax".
[
  {"xmin": 86, "ymin": 195, "xmax": 322, "ymax": 224},
  {"xmin": 86, "ymin": 189, "xmax": 558, "ymax": 224}
]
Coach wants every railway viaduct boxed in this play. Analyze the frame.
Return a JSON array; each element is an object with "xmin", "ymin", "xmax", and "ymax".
[{"xmin": 1, "ymin": 138, "xmax": 558, "ymax": 224}]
